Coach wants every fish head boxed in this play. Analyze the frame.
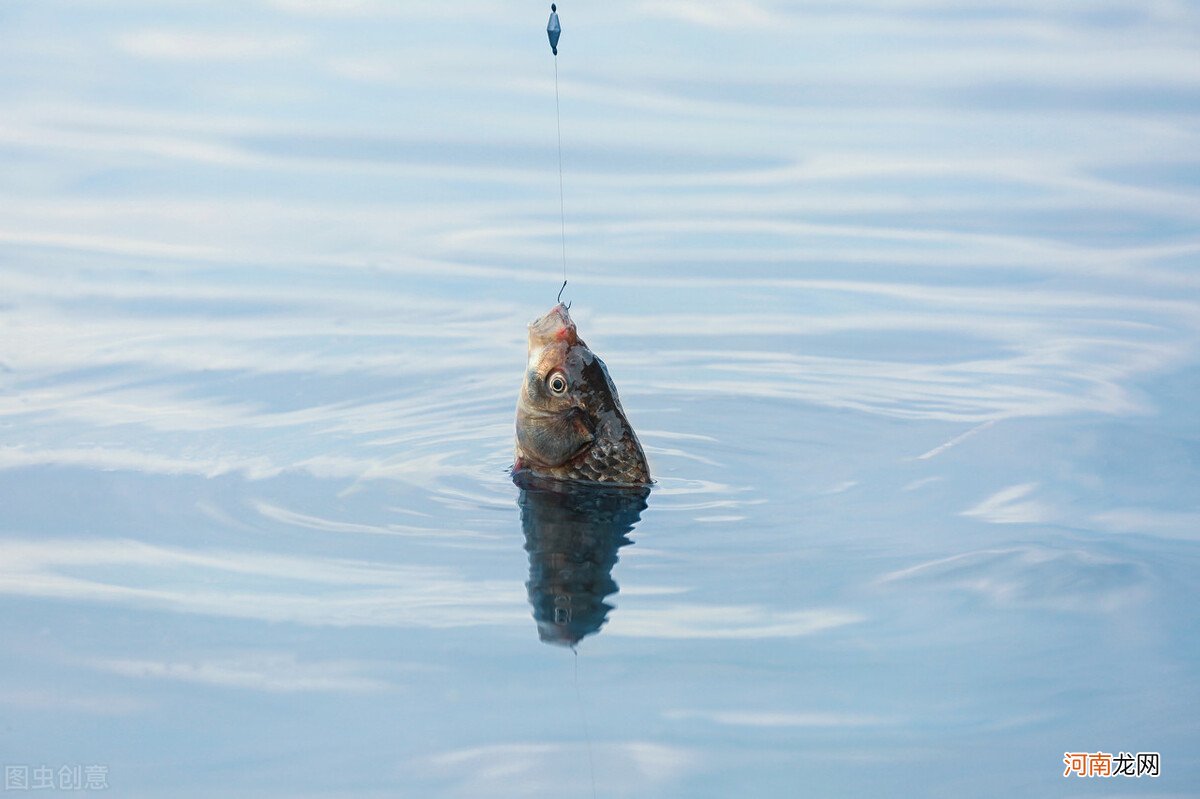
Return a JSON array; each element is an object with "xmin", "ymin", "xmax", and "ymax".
[{"xmin": 515, "ymin": 304, "xmax": 601, "ymax": 469}]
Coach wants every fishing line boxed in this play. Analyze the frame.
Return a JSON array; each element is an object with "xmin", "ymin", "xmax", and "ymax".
[
  {"xmin": 554, "ymin": 49, "xmax": 567, "ymax": 291},
  {"xmin": 573, "ymin": 646, "xmax": 598, "ymax": 799},
  {"xmin": 548, "ymin": 4, "xmax": 567, "ymax": 301}
]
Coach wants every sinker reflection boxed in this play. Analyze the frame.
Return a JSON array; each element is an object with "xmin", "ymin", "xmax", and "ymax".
[{"xmin": 515, "ymin": 473, "xmax": 650, "ymax": 647}]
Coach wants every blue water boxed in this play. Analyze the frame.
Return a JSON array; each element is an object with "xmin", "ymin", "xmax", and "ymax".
[{"xmin": 2, "ymin": 2, "xmax": 1198, "ymax": 797}]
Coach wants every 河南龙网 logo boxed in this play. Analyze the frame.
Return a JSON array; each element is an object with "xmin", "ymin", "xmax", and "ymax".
[{"xmin": 1063, "ymin": 752, "xmax": 1159, "ymax": 778}]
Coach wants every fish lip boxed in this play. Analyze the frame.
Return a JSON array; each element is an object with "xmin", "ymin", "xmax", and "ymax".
[
  {"xmin": 527, "ymin": 303, "xmax": 577, "ymax": 349},
  {"xmin": 536, "ymin": 302, "xmax": 570, "ymax": 322}
]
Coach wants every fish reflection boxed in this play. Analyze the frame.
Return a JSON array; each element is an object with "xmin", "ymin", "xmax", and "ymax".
[{"xmin": 515, "ymin": 473, "xmax": 650, "ymax": 646}]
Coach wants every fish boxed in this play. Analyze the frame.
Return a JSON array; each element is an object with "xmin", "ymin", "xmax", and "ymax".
[{"xmin": 514, "ymin": 303, "xmax": 651, "ymax": 485}]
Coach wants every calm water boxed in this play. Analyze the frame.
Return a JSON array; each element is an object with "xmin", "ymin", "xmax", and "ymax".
[{"xmin": 2, "ymin": 2, "xmax": 1199, "ymax": 797}]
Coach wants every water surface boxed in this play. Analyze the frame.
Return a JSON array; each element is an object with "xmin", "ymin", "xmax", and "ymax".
[{"xmin": 1, "ymin": 1, "xmax": 1198, "ymax": 796}]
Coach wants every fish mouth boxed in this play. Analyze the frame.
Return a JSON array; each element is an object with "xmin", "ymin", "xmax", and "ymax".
[{"xmin": 528, "ymin": 303, "xmax": 577, "ymax": 349}]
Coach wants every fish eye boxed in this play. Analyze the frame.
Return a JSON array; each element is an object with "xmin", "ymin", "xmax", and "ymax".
[{"xmin": 547, "ymin": 372, "xmax": 568, "ymax": 395}]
